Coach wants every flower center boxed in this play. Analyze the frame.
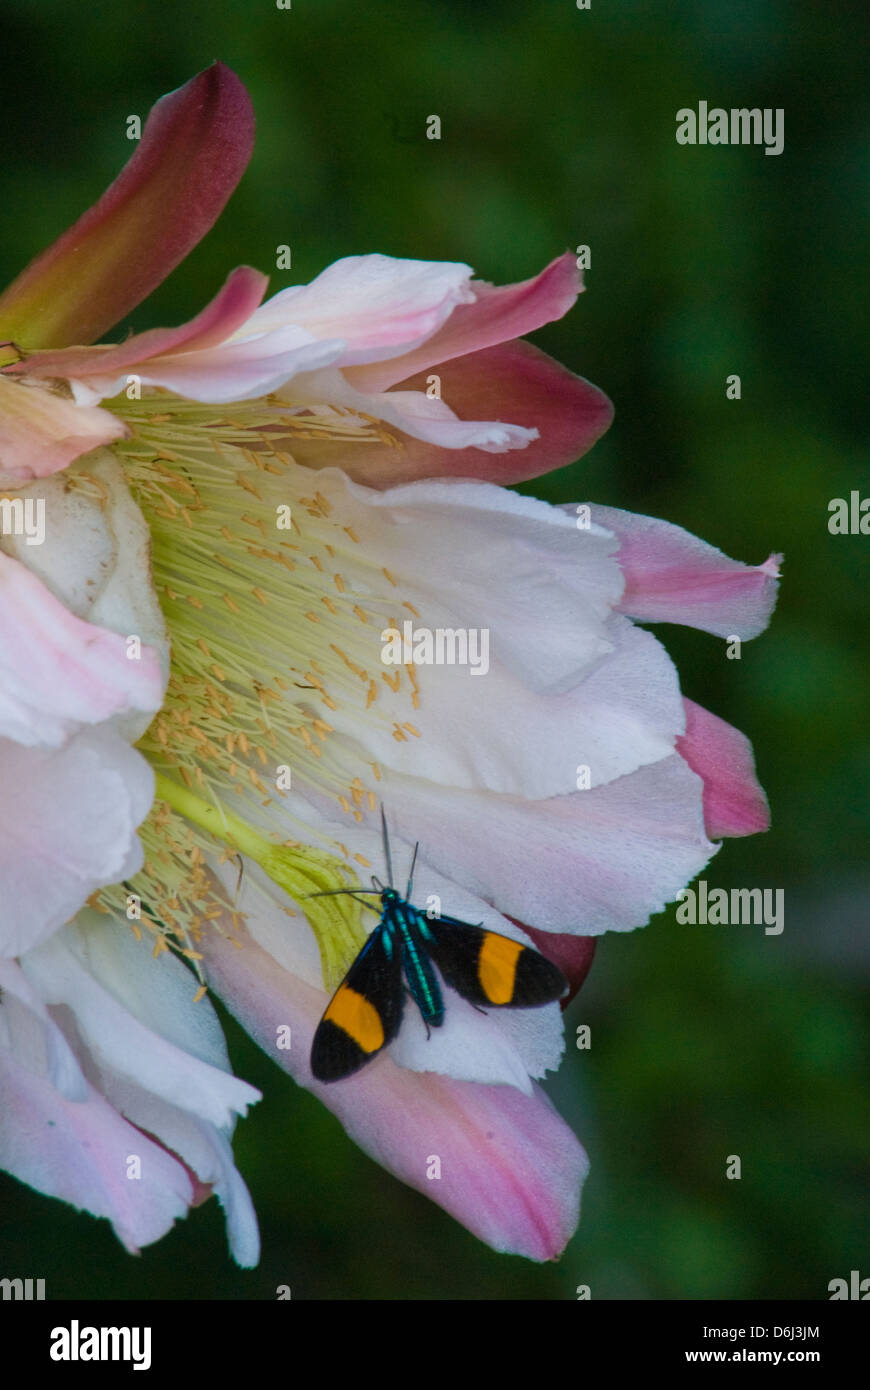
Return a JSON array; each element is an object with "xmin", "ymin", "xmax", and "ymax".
[{"xmin": 88, "ymin": 391, "xmax": 423, "ymax": 989}]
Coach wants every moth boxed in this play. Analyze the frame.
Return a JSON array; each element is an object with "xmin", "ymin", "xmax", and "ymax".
[{"xmin": 308, "ymin": 811, "xmax": 567, "ymax": 1082}]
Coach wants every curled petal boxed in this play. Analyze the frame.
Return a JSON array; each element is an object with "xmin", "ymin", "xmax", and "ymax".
[
  {"xmin": 201, "ymin": 921, "xmax": 587, "ymax": 1261},
  {"xmin": 13, "ymin": 266, "xmax": 269, "ymax": 392},
  {"xmin": 63, "ymin": 909, "xmax": 242, "ymax": 1075},
  {"xmin": 98, "ymin": 328, "xmax": 344, "ymax": 405},
  {"xmin": 244, "ymin": 254, "xmax": 476, "ymax": 366},
  {"xmin": 350, "ymin": 251, "xmax": 583, "ymax": 392},
  {"xmin": 1, "ymin": 452, "xmax": 169, "ymax": 742},
  {"xmin": 21, "ymin": 920, "xmax": 261, "ymax": 1131},
  {"xmin": 590, "ymin": 504, "xmax": 781, "ymax": 639},
  {"xmin": 0, "ymin": 63, "xmax": 255, "ymax": 348},
  {"xmin": 287, "ymin": 365, "xmax": 537, "ymax": 455},
  {"xmin": 288, "ymin": 341, "xmax": 613, "ymax": 487},
  {"xmin": 676, "ymin": 698, "xmax": 770, "ymax": 838},
  {"xmin": 0, "ymin": 550, "xmax": 163, "ymax": 747},
  {"xmin": 0, "ymin": 376, "xmax": 126, "ymax": 486},
  {"xmin": 391, "ymin": 339, "xmax": 613, "ymax": 479}
]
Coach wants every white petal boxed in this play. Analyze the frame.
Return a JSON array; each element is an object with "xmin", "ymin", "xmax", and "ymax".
[
  {"xmin": 310, "ymin": 467, "xmax": 624, "ymax": 693},
  {"xmin": 389, "ymin": 991, "xmax": 565, "ymax": 1093},
  {"xmin": 0, "ymin": 469, "xmax": 117, "ymax": 619},
  {"xmin": 65, "ymin": 909, "xmax": 240, "ymax": 1074},
  {"xmin": 120, "ymin": 328, "xmax": 345, "ymax": 404},
  {"xmin": 0, "ymin": 1053, "xmax": 193, "ymax": 1254},
  {"xmin": 322, "ymin": 615, "xmax": 683, "ymax": 797},
  {"xmin": 211, "ymin": 855, "xmax": 325, "ymax": 992},
  {"xmin": 0, "ymin": 728, "xmax": 154, "ymax": 957},
  {"xmin": 90, "ymin": 1077, "xmax": 260, "ymax": 1267},
  {"xmin": 0, "ymin": 550, "xmax": 164, "ymax": 749},
  {"xmin": 0, "ymin": 958, "xmax": 88, "ymax": 1100},
  {"xmin": 242, "ymin": 255, "xmax": 475, "ymax": 365},
  {"xmin": 0, "ymin": 452, "xmax": 168, "ymax": 743},
  {"xmin": 20, "ymin": 925, "xmax": 260, "ymax": 1127},
  {"xmin": 374, "ymin": 754, "xmax": 716, "ymax": 934}
]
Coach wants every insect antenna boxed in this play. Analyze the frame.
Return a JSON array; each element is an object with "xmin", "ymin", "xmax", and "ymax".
[
  {"xmin": 405, "ymin": 842, "xmax": 420, "ymax": 900},
  {"xmin": 304, "ymin": 889, "xmax": 381, "ymax": 911},
  {"xmin": 380, "ymin": 804, "xmax": 395, "ymax": 889}
]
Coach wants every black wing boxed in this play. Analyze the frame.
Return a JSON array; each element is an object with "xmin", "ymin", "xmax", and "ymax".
[
  {"xmin": 310, "ymin": 925, "xmax": 404, "ymax": 1082},
  {"xmin": 422, "ymin": 913, "xmax": 567, "ymax": 1008}
]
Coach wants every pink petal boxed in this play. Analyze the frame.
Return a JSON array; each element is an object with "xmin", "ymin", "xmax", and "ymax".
[
  {"xmin": 0, "ymin": 376, "xmax": 126, "ymax": 485},
  {"xmin": 14, "ymin": 266, "xmax": 268, "ymax": 384},
  {"xmin": 0, "ymin": 728, "xmax": 155, "ymax": 957},
  {"xmin": 0, "ymin": 551, "xmax": 164, "ymax": 746},
  {"xmin": 201, "ymin": 922, "xmax": 587, "ymax": 1261},
  {"xmin": 591, "ymin": 504, "xmax": 781, "ymax": 639},
  {"xmin": 287, "ymin": 341, "xmax": 613, "ymax": 487},
  {"xmin": 0, "ymin": 1053, "xmax": 193, "ymax": 1254},
  {"xmin": 0, "ymin": 64, "xmax": 255, "ymax": 348},
  {"xmin": 676, "ymin": 698, "xmax": 770, "ymax": 838},
  {"xmin": 349, "ymin": 252, "xmax": 582, "ymax": 392}
]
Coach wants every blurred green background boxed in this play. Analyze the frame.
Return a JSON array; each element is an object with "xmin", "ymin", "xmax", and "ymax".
[{"xmin": 1, "ymin": 0, "xmax": 867, "ymax": 1300}]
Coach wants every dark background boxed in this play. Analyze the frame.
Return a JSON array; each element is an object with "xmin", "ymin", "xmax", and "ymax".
[{"xmin": 1, "ymin": 0, "xmax": 867, "ymax": 1299}]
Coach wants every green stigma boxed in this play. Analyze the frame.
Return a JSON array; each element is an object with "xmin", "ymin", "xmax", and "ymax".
[{"xmin": 153, "ymin": 773, "xmax": 368, "ymax": 990}]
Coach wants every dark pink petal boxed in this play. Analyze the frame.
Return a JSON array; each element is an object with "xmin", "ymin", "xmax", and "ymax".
[
  {"xmin": 676, "ymin": 698, "xmax": 770, "ymax": 838},
  {"xmin": 519, "ymin": 924, "xmax": 597, "ymax": 1005},
  {"xmin": 202, "ymin": 922, "xmax": 587, "ymax": 1261},
  {"xmin": 14, "ymin": 266, "xmax": 268, "ymax": 381},
  {"xmin": 0, "ymin": 63, "xmax": 255, "ymax": 348},
  {"xmin": 290, "ymin": 340, "xmax": 613, "ymax": 487},
  {"xmin": 349, "ymin": 252, "xmax": 583, "ymax": 392},
  {"xmin": 591, "ymin": 504, "xmax": 781, "ymax": 640}
]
